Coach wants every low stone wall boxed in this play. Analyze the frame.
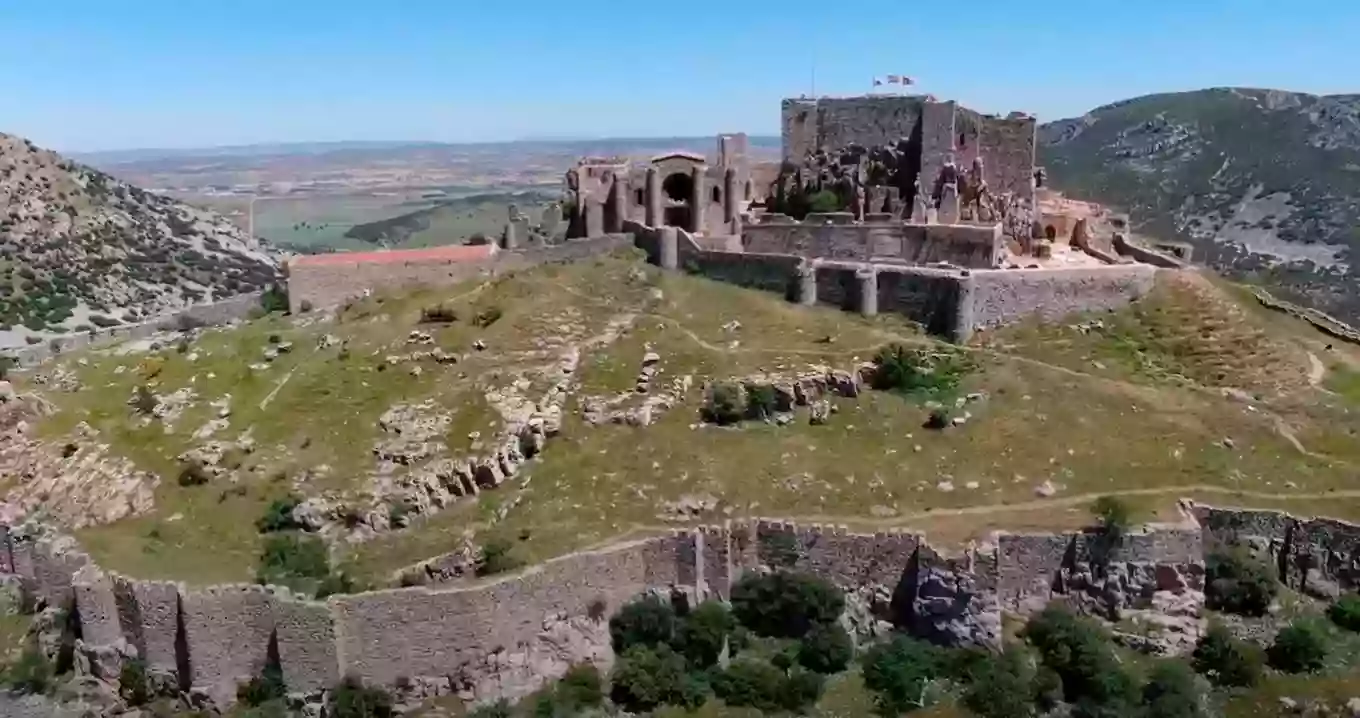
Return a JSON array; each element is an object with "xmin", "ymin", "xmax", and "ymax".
[
  {"xmin": 3, "ymin": 292, "xmax": 264, "ymax": 369},
  {"xmin": 286, "ymin": 235, "xmax": 634, "ymax": 313},
  {"xmin": 970, "ymin": 265, "xmax": 1158, "ymax": 330},
  {"xmin": 10, "ymin": 501, "xmax": 1350, "ymax": 709}
]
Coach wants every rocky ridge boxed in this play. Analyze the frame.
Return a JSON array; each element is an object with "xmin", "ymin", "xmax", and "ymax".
[{"xmin": 0, "ymin": 132, "xmax": 280, "ymax": 342}]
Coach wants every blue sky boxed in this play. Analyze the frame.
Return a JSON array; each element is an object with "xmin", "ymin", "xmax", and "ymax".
[{"xmin": 2, "ymin": 0, "xmax": 1355, "ymax": 152}]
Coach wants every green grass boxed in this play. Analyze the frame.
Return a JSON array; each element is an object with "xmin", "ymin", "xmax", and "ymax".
[{"xmin": 17, "ymin": 253, "xmax": 1360, "ymax": 586}]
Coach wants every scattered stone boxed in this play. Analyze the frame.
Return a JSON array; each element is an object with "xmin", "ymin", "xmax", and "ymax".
[
  {"xmin": 1222, "ymin": 437, "xmax": 1236, "ymax": 449},
  {"xmin": 1035, "ymin": 480, "xmax": 1057, "ymax": 497},
  {"xmin": 809, "ymin": 400, "xmax": 832, "ymax": 425},
  {"xmin": 721, "ymin": 320, "xmax": 742, "ymax": 333},
  {"xmin": 473, "ymin": 339, "xmax": 487, "ymax": 351},
  {"xmin": 936, "ymin": 480, "xmax": 955, "ymax": 493},
  {"xmin": 0, "ymin": 381, "xmax": 15, "ymax": 403}
]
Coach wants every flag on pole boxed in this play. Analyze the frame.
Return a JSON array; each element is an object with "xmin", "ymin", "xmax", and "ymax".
[
  {"xmin": 886, "ymin": 75, "xmax": 901, "ymax": 84},
  {"xmin": 873, "ymin": 77, "xmax": 884, "ymax": 86}
]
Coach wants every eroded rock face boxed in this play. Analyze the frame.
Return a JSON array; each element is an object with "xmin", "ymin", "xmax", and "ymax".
[{"xmin": 909, "ymin": 564, "xmax": 1002, "ymax": 650}]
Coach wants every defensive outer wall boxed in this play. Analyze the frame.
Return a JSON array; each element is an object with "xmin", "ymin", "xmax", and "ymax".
[
  {"xmin": 3, "ymin": 503, "xmax": 1359, "ymax": 709},
  {"xmin": 628, "ymin": 220, "xmax": 1159, "ymax": 343}
]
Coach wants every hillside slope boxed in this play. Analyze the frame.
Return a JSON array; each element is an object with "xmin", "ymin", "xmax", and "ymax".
[
  {"xmin": 0, "ymin": 133, "xmax": 280, "ymax": 343},
  {"xmin": 1039, "ymin": 87, "xmax": 1360, "ymax": 321},
  {"xmin": 5, "ymin": 251, "xmax": 1359, "ymax": 591}
]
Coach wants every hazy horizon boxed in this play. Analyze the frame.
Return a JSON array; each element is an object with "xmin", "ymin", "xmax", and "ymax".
[{"xmin": 4, "ymin": 0, "xmax": 1357, "ymax": 153}]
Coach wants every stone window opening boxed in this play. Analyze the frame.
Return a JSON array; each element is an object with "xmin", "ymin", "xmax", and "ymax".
[
  {"xmin": 711, "ymin": 187, "xmax": 722, "ymax": 204},
  {"xmin": 635, "ymin": 188, "xmax": 644, "ymax": 205},
  {"xmin": 662, "ymin": 172, "xmax": 693, "ymax": 202},
  {"xmin": 1044, "ymin": 225, "xmax": 1057, "ymax": 241},
  {"xmin": 744, "ymin": 181, "xmax": 752, "ymax": 201}
]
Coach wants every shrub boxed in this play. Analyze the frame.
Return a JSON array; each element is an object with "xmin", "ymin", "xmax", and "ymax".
[
  {"xmin": 177, "ymin": 460, "xmax": 212, "ymax": 487},
  {"xmin": 475, "ymin": 537, "xmax": 524, "ymax": 577},
  {"xmin": 1021, "ymin": 605, "xmax": 1138, "ymax": 712},
  {"xmin": 730, "ymin": 570, "xmax": 844, "ymax": 638},
  {"xmin": 674, "ymin": 600, "xmax": 734, "ymax": 668},
  {"xmin": 256, "ymin": 495, "xmax": 302, "ymax": 533},
  {"xmin": 119, "ymin": 658, "xmax": 152, "ymax": 706},
  {"xmin": 870, "ymin": 345, "xmax": 972, "ymax": 397},
  {"xmin": 1328, "ymin": 593, "xmax": 1360, "ymax": 632},
  {"xmin": 419, "ymin": 304, "xmax": 458, "ymax": 324},
  {"xmin": 798, "ymin": 621, "xmax": 853, "ymax": 674},
  {"xmin": 807, "ymin": 189, "xmax": 843, "ymax": 213},
  {"xmin": 761, "ymin": 532, "xmax": 801, "ymax": 568},
  {"xmin": 315, "ymin": 572, "xmax": 363, "ymax": 600},
  {"xmin": 1191, "ymin": 623, "xmax": 1263, "ymax": 687},
  {"xmin": 5, "ymin": 640, "xmax": 52, "ymax": 695},
  {"xmin": 1090, "ymin": 495, "xmax": 1133, "ymax": 571},
  {"xmin": 782, "ymin": 667, "xmax": 826, "ymax": 712},
  {"xmin": 473, "ymin": 306, "xmax": 503, "ymax": 328},
  {"xmin": 257, "ymin": 534, "xmax": 330, "ymax": 586},
  {"xmin": 1205, "ymin": 548, "xmax": 1277, "ymax": 617},
  {"xmin": 1268, "ymin": 619, "xmax": 1329, "ymax": 674},
  {"xmin": 609, "ymin": 594, "xmax": 677, "ymax": 653},
  {"xmin": 554, "ymin": 663, "xmax": 604, "ymax": 712},
  {"xmin": 712, "ymin": 658, "xmax": 787, "ymax": 712},
  {"xmin": 238, "ymin": 663, "xmax": 286, "ymax": 706},
  {"xmin": 1140, "ymin": 660, "xmax": 1205, "ymax": 718},
  {"xmin": 468, "ymin": 700, "xmax": 513, "ymax": 718},
  {"xmin": 609, "ymin": 645, "xmax": 703, "ymax": 713},
  {"xmin": 131, "ymin": 384, "xmax": 158, "ymax": 415},
  {"xmin": 328, "ymin": 675, "xmax": 394, "ymax": 718},
  {"xmin": 702, "ymin": 381, "xmax": 745, "ymax": 426},
  {"xmin": 746, "ymin": 384, "xmax": 778, "ymax": 420},
  {"xmin": 961, "ymin": 649, "xmax": 1039, "ymax": 718},
  {"xmin": 260, "ymin": 285, "xmax": 289, "ymax": 314},
  {"xmin": 861, "ymin": 635, "xmax": 946, "ymax": 715}
]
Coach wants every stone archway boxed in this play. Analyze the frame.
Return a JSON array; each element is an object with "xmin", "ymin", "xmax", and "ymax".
[{"xmin": 662, "ymin": 172, "xmax": 694, "ymax": 229}]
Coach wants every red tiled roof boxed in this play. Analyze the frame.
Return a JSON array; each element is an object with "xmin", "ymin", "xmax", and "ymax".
[{"xmin": 289, "ymin": 244, "xmax": 496, "ymax": 268}]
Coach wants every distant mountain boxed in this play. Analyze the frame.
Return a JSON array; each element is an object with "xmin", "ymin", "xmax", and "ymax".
[
  {"xmin": 0, "ymin": 132, "xmax": 280, "ymax": 340},
  {"xmin": 1039, "ymin": 87, "xmax": 1360, "ymax": 322}
]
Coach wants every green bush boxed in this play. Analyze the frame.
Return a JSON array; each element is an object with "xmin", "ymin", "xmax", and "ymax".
[
  {"xmin": 869, "ymin": 345, "xmax": 971, "ymax": 398},
  {"xmin": 730, "ymin": 570, "xmax": 845, "ymax": 638},
  {"xmin": 1267, "ymin": 619, "xmax": 1329, "ymax": 674},
  {"xmin": 475, "ymin": 537, "xmax": 524, "ymax": 577},
  {"xmin": 1191, "ymin": 624, "xmax": 1263, "ymax": 688},
  {"xmin": 609, "ymin": 595, "xmax": 676, "ymax": 653},
  {"xmin": 5, "ymin": 641, "xmax": 52, "ymax": 695},
  {"xmin": 711, "ymin": 658, "xmax": 786, "ymax": 712},
  {"xmin": 861, "ymin": 635, "xmax": 946, "ymax": 715},
  {"xmin": 553, "ymin": 663, "xmax": 604, "ymax": 712},
  {"xmin": 1021, "ymin": 605, "xmax": 1138, "ymax": 713},
  {"xmin": 328, "ymin": 675, "xmax": 394, "ymax": 718},
  {"xmin": 1140, "ymin": 660, "xmax": 1205, "ymax": 718},
  {"xmin": 674, "ymin": 600, "xmax": 734, "ymax": 668},
  {"xmin": 702, "ymin": 382, "xmax": 745, "ymax": 426},
  {"xmin": 131, "ymin": 384, "xmax": 158, "ymax": 415},
  {"xmin": 746, "ymin": 384, "xmax": 778, "ymax": 421},
  {"xmin": 797, "ymin": 621, "xmax": 853, "ymax": 674},
  {"xmin": 782, "ymin": 667, "xmax": 826, "ymax": 712},
  {"xmin": 1205, "ymin": 548, "xmax": 1277, "ymax": 617},
  {"xmin": 807, "ymin": 190, "xmax": 843, "ymax": 214},
  {"xmin": 315, "ymin": 572, "xmax": 363, "ymax": 600},
  {"xmin": 118, "ymin": 658, "xmax": 152, "ymax": 706},
  {"xmin": 260, "ymin": 285, "xmax": 290, "ymax": 314},
  {"xmin": 473, "ymin": 306, "xmax": 503, "ymax": 328},
  {"xmin": 1328, "ymin": 593, "xmax": 1360, "ymax": 632},
  {"xmin": 609, "ymin": 645, "xmax": 704, "ymax": 713},
  {"xmin": 468, "ymin": 700, "xmax": 513, "ymax": 718},
  {"xmin": 238, "ymin": 663, "xmax": 286, "ymax": 706},
  {"xmin": 256, "ymin": 495, "xmax": 302, "ymax": 533},
  {"xmin": 257, "ymin": 533, "xmax": 330, "ymax": 586},
  {"xmin": 961, "ymin": 649, "xmax": 1039, "ymax": 718},
  {"xmin": 419, "ymin": 304, "xmax": 458, "ymax": 324}
]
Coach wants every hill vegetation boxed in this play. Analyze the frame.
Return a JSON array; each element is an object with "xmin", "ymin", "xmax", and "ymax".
[
  {"xmin": 0, "ymin": 132, "xmax": 280, "ymax": 338},
  {"xmin": 1039, "ymin": 87, "xmax": 1360, "ymax": 324}
]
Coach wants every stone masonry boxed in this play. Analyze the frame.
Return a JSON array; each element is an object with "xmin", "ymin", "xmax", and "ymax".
[{"xmin": 4, "ymin": 502, "xmax": 1356, "ymax": 709}]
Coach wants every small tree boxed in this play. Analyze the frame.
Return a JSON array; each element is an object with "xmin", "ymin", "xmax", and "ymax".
[
  {"xmin": 553, "ymin": 663, "xmax": 604, "ymax": 712},
  {"xmin": 797, "ymin": 622, "xmax": 853, "ymax": 674},
  {"xmin": 746, "ymin": 384, "xmax": 778, "ymax": 421},
  {"xmin": 782, "ymin": 667, "xmax": 826, "ymax": 712},
  {"xmin": 1090, "ymin": 496, "xmax": 1133, "ymax": 572},
  {"xmin": 806, "ymin": 190, "xmax": 843, "ymax": 214},
  {"xmin": 730, "ymin": 570, "xmax": 845, "ymax": 638},
  {"xmin": 1205, "ymin": 548, "xmax": 1278, "ymax": 617},
  {"xmin": 1141, "ymin": 659, "xmax": 1206, "ymax": 718},
  {"xmin": 711, "ymin": 659, "xmax": 787, "ymax": 712},
  {"xmin": 256, "ymin": 495, "xmax": 302, "ymax": 533},
  {"xmin": 1191, "ymin": 623, "xmax": 1264, "ymax": 688},
  {"xmin": 608, "ymin": 645, "xmax": 702, "ymax": 713},
  {"xmin": 961, "ymin": 649, "xmax": 1038, "ymax": 718},
  {"xmin": 1327, "ymin": 593, "xmax": 1360, "ymax": 632},
  {"xmin": 609, "ymin": 595, "xmax": 676, "ymax": 653},
  {"xmin": 1021, "ymin": 605, "xmax": 1138, "ymax": 712},
  {"xmin": 5, "ymin": 640, "xmax": 52, "ymax": 695},
  {"xmin": 702, "ymin": 382, "xmax": 745, "ymax": 426},
  {"xmin": 257, "ymin": 533, "xmax": 330, "ymax": 588},
  {"xmin": 475, "ymin": 537, "xmax": 524, "ymax": 577},
  {"xmin": 328, "ymin": 675, "xmax": 394, "ymax": 718},
  {"xmin": 674, "ymin": 600, "xmax": 734, "ymax": 668},
  {"xmin": 1268, "ymin": 619, "xmax": 1329, "ymax": 674},
  {"xmin": 861, "ymin": 635, "xmax": 946, "ymax": 715},
  {"xmin": 238, "ymin": 663, "xmax": 287, "ymax": 706}
]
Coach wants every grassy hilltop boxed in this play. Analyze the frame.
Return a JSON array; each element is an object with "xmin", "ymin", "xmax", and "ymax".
[{"xmin": 9, "ymin": 249, "xmax": 1360, "ymax": 593}]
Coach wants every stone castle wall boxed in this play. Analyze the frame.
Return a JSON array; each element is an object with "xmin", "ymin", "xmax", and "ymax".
[
  {"xmin": 780, "ymin": 96, "xmax": 927, "ymax": 164},
  {"xmin": 3, "ymin": 291, "xmax": 264, "ymax": 369},
  {"xmin": 4, "ymin": 504, "xmax": 1360, "ymax": 708},
  {"xmin": 742, "ymin": 215, "xmax": 1003, "ymax": 269},
  {"xmin": 970, "ymin": 265, "xmax": 1158, "ymax": 330}
]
